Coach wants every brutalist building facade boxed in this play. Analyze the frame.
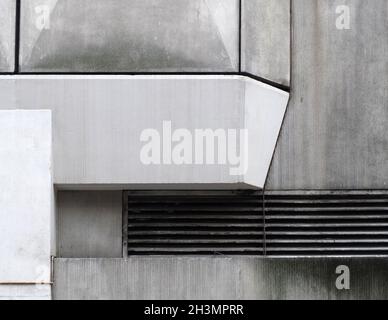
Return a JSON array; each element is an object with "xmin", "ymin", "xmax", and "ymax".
[{"xmin": 0, "ymin": 0, "xmax": 387, "ymax": 300}]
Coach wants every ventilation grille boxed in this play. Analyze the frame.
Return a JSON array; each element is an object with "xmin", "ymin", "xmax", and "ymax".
[
  {"xmin": 124, "ymin": 191, "xmax": 264, "ymax": 256},
  {"xmin": 265, "ymin": 192, "xmax": 388, "ymax": 256},
  {"xmin": 124, "ymin": 191, "xmax": 388, "ymax": 256}
]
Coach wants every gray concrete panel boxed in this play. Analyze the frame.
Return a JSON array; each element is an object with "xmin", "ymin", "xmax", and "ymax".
[
  {"xmin": 241, "ymin": 0, "xmax": 290, "ymax": 86},
  {"xmin": 0, "ymin": 0, "xmax": 15, "ymax": 72},
  {"xmin": 54, "ymin": 257, "xmax": 388, "ymax": 300},
  {"xmin": 57, "ymin": 191, "xmax": 122, "ymax": 258},
  {"xmin": 267, "ymin": 0, "xmax": 388, "ymax": 189},
  {"xmin": 20, "ymin": 0, "xmax": 239, "ymax": 72}
]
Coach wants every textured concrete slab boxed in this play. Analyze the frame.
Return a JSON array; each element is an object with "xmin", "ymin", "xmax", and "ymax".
[
  {"xmin": 20, "ymin": 0, "xmax": 239, "ymax": 72},
  {"xmin": 0, "ymin": 0, "xmax": 15, "ymax": 72},
  {"xmin": 0, "ymin": 110, "xmax": 53, "ymax": 299},
  {"xmin": 0, "ymin": 285, "xmax": 51, "ymax": 300},
  {"xmin": 57, "ymin": 191, "xmax": 122, "ymax": 258},
  {"xmin": 54, "ymin": 257, "xmax": 388, "ymax": 300},
  {"xmin": 0, "ymin": 75, "xmax": 289, "ymax": 189},
  {"xmin": 267, "ymin": 0, "xmax": 388, "ymax": 189},
  {"xmin": 241, "ymin": 0, "xmax": 290, "ymax": 86}
]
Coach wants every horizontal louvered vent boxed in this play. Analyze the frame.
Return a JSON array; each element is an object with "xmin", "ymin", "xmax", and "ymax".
[
  {"xmin": 125, "ymin": 191, "xmax": 388, "ymax": 256},
  {"xmin": 125, "ymin": 191, "xmax": 264, "ymax": 256},
  {"xmin": 265, "ymin": 192, "xmax": 388, "ymax": 256}
]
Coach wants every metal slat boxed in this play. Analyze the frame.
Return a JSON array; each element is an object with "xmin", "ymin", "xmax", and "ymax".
[
  {"xmin": 127, "ymin": 207, "xmax": 262, "ymax": 213},
  {"xmin": 265, "ymin": 199, "xmax": 388, "ymax": 204},
  {"xmin": 266, "ymin": 207, "xmax": 388, "ymax": 212},
  {"xmin": 128, "ymin": 214, "xmax": 261, "ymax": 219},
  {"xmin": 266, "ymin": 215, "xmax": 388, "ymax": 219},
  {"xmin": 127, "ymin": 247, "xmax": 263, "ymax": 252},
  {"xmin": 128, "ymin": 222, "xmax": 263, "ymax": 228},
  {"xmin": 127, "ymin": 239, "xmax": 263, "ymax": 244},
  {"xmin": 267, "ymin": 239, "xmax": 388, "ymax": 244},
  {"xmin": 266, "ymin": 230, "xmax": 388, "ymax": 235},
  {"xmin": 266, "ymin": 223, "xmax": 388, "ymax": 228},
  {"xmin": 128, "ymin": 230, "xmax": 263, "ymax": 235},
  {"xmin": 127, "ymin": 251, "xmax": 263, "ymax": 256},
  {"xmin": 267, "ymin": 247, "xmax": 388, "ymax": 252}
]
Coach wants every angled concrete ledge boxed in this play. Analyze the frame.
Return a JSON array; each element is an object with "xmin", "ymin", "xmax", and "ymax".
[{"xmin": 0, "ymin": 75, "xmax": 289, "ymax": 189}]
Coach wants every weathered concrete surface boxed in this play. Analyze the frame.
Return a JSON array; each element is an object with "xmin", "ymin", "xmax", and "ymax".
[
  {"xmin": 241, "ymin": 0, "xmax": 290, "ymax": 86},
  {"xmin": 57, "ymin": 191, "xmax": 122, "ymax": 258},
  {"xmin": 267, "ymin": 0, "xmax": 388, "ymax": 189},
  {"xmin": 0, "ymin": 0, "xmax": 15, "ymax": 72},
  {"xmin": 20, "ymin": 0, "xmax": 239, "ymax": 72},
  {"xmin": 0, "ymin": 285, "xmax": 51, "ymax": 300},
  {"xmin": 54, "ymin": 257, "xmax": 388, "ymax": 300},
  {"xmin": 0, "ymin": 110, "xmax": 53, "ymax": 299},
  {"xmin": 0, "ymin": 75, "xmax": 289, "ymax": 189}
]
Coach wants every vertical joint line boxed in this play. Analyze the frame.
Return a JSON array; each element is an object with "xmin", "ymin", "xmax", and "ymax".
[
  {"xmin": 289, "ymin": 0, "xmax": 293, "ymax": 91},
  {"xmin": 122, "ymin": 191, "xmax": 129, "ymax": 259},
  {"xmin": 238, "ymin": 0, "xmax": 242, "ymax": 72},
  {"xmin": 14, "ymin": 0, "xmax": 21, "ymax": 73},
  {"xmin": 50, "ymin": 255, "xmax": 55, "ymax": 284},
  {"xmin": 262, "ymin": 191, "xmax": 267, "ymax": 256}
]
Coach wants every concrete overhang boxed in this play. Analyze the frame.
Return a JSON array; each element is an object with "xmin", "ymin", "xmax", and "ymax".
[{"xmin": 0, "ymin": 75, "xmax": 289, "ymax": 189}]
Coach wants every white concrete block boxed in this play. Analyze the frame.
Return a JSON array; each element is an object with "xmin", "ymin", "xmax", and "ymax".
[
  {"xmin": 0, "ymin": 76, "xmax": 288, "ymax": 189},
  {"xmin": 0, "ymin": 110, "xmax": 53, "ymax": 298}
]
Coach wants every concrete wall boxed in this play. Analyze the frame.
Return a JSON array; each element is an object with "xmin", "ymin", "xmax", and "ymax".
[
  {"xmin": 0, "ymin": 75, "xmax": 289, "ymax": 189},
  {"xmin": 241, "ymin": 0, "xmax": 290, "ymax": 86},
  {"xmin": 20, "ymin": 0, "xmax": 239, "ymax": 72},
  {"xmin": 57, "ymin": 191, "xmax": 122, "ymax": 258},
  {"xmin": 0, "ymin": 110, "xmax": 53, "ymax": 300},
  {"xmin": 54, "ymin": 257, "xmax": 388, "ymax": 300},
  {"xmin": 0, "ymin": 0, "xmax": 15, "ymax": 72},
  {"xmin": 267, "ymin": 0, "xmax": 388, "ymax": 190},
  {"xmin": 11, "ymin": 0, "xmax": 388, "ymax": 190}
]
